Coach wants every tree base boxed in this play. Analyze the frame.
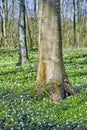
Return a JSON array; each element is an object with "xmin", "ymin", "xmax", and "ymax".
[
  {"xmin": 16, "ymin": 59, "xmax": 29, "ymax": 66},
  {"xmin": 36, "ymin": 80, "xmax": 77, "ymax": 103}
]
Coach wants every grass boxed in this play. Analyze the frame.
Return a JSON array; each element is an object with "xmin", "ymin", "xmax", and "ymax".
[{"xmin": 0, "ymin": 48, "xmax": 87, "ymax": 130}]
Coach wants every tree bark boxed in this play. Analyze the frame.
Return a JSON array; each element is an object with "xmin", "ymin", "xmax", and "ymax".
[
  {"xmin": 77, "ymin": 0, "xmax": 80, "ymax": 21},
  {"xmin": 25, "ymin": 0, "xmax": 33, "ymax": 50},
  {"xmin": 34, "ymin": 0, "xmax": 36, "ymax": 18},
  {"xmin": 73, "ymin": 0, "xmax": 77, "ymax": 47},
  {"xmin": 36, "ymin": 0, "xmax": 76, "ymax": 103},
  {"xmin": 17, "ymin": 0, "xmax": 29, "ymax": 65},
  {"xmin": 1, "ymin": 0, "xmax": 6, "ymax": 46},
  {"xmin": 5, "ymin": 0, "xmax": 8, "ymax": 23}
]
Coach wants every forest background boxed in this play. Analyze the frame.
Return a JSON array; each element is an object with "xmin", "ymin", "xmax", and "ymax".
[{"xmin": 0, "ymin": 0, "xmax": 87, "ymax": 129}]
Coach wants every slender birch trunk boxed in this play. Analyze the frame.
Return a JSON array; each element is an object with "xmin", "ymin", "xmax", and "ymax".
[
  {"xmin": 17, "ymin": 0, "xmax": 29, "ymax": 65},
  {"xmin": 1, "ymin": 0, "xmax": 6, "ymax": 46}
]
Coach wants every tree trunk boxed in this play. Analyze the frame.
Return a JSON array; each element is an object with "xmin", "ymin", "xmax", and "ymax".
[
  {"xmin": 34, "ymin": 0, "xmax": 36, "ymax": 18},
  {"xmin": 5, "ymin": 0, "xmax": 8, "ymax": 23},
  {"xmin": 17, "ymin": 0, "xmax": 29, "ymax": 65},
  {"xmin": 36, "ymin": 0, "xmax": 76, "ymax": 103},
  {"xmin": 25, "ymin": 0, "xmax": 33, "ymax": 50},
  {"xmin": 77, "ymin": 0, "xmax": 80, "ymax": 21},
  {"xmin": 73, "ymin": 0, "xmax": 77, "ymax": 47},
  {"xmin": 1, "ymin": 0, "xmax": 6, "ymax": 46}
]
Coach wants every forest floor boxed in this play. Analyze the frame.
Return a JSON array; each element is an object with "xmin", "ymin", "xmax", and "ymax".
[{"xmin": 0, "ymin": 48, "xmax": 87, "ymax": 130}]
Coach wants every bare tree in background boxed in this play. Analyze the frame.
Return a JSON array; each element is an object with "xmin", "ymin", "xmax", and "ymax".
[
  {"xmin": 34, "ymin": 0, "xmax": 36, "ymax": 18},
  {"xmin": 17, "ymin": 0, "xmax": 29, "ymax": 65},
  {"xmin": 5, "ymin": 0, "xmax": 8, "ymax": 23},
  {"xmin": 73, "ymin": 0, "xmax": 77, "ymax": 46},
  {"xmin": 1, "ymin": 0, "xmax": 6, "ymax": 46}
]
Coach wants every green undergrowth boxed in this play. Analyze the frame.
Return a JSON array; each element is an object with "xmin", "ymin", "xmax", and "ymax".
[{"xmin": 0, "ymin": 48, "xmax": 87, "ymax": 130}]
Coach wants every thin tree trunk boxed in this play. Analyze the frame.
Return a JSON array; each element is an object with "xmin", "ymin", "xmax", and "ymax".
[
  {"xmin": 11, "ymin": 0, "xmax": 15, "ymax": 47},
  {"xmin": 34, "ymin": 0, "xmax": 36, "ymax": 18},
  {"xmin": 17, "ymin": 0, "xmax": 29, "ymax": 65},
  {"xmin": 77, "ymin": 0, "xmax": 80, "ymax": 21},
  {"xmin": 1, "ymin": 0, "xmax": 6, "ymax": 46},
  {"xmin": 12, "ymin": 0, "xmax": 14, "ymax": 19},
  {"xmin": 5, "ymin": 0, "xmax": 8, "ymax": 23},
  {"xmin": 25, "ymin": 0, "xmax": 33, "ymax": 50},
  {"xmin": 73, "ymin": 0, "xmax": 77, "ymax": 47}
]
